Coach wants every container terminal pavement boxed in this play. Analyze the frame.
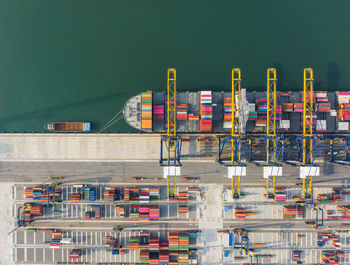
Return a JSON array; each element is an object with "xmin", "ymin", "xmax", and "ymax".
[{"xmin": 2, "ymin": 133, "xmax": 350, "ymax": 265}]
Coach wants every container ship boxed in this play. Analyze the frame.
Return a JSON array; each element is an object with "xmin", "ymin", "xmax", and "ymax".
[
  {"xmin": 123, "ymin": 90, "xmax": 350, "ymax": 133},
  {"xmin": 46, "ymin": 122, "xmax": 91, "ymax": 132}
]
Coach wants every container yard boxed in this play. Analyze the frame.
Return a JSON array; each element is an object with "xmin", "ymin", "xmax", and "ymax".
[{"xmin": 8, "ymin": 182, "xmax": 350, "ymax": 264}]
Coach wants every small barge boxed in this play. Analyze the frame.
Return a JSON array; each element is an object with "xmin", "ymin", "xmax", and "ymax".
[{"xmin": 46, "ymin": 122, "xmax": 91, "ymax": 132}]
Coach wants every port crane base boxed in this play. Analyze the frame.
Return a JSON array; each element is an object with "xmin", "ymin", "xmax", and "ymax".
[
  {"xmin": 227, "ymin": 166, "xmax": 246, "ymax": 178},
  {"xmin": 299, "ymin": 165, "xmax": 319, "ymax": 179},
  {"xmin": 163, "ymin": 166, "xmax": 181, "ymax": 178},
  {"xmin": 263, "ymin": 165, "xmax": 282, "ymax": 179}
]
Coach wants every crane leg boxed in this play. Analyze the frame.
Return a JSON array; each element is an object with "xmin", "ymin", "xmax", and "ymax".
[
  {"xmin": 231, "ymin": 177, "xmax": 234, "ymax": 198},
  {"xmin": 273, "ymin": 176, "xmax": 276, "ymax": 195},
  {"xmin": 167, "ymin": 176, "xmax": 170, "ymax": 198},
  {"xmin": 266, "ymin": 178, "xmax": 269, "ymax": 197},
  {"xmin": 309, "ymin": 176, "xmax": 312, "ymax": 198},
  {"xmin": 237, "ymin": 175, "xmax": 241, "ymax": 196},
  {"xmin": 302, "ymin": 178, "xmax": 306, "ymax": 198}
]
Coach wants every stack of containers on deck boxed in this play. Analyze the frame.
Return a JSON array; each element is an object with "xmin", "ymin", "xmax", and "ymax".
[
  {"xmin": 82, "ymin": 187, "xmax": 96, "ymax": 201},
  {"xmin": 200, "ymin": 91, "xmax": 212, "ymax": 132},
  {"xmin": 234, "ymin": 208, "xmax": 255, "ymax": 219},
  {"xmin": 140, "ymin": 188, "xmax": 150, "ymax": 204},
  {"xmin": 150, "ymin": 188, "xmax": 160, "ymax": 202},
  {"xmin": 280, "ymin": 100, "xmax": 292, "ymax": 131},
  {"xmin": 223, "ymin": 96, "xmax": 232, "ymax": 128},
  {"xmin": 69, "ymin": 249, "xmax": 81, "ymax": 260},
  {"xmin": 104, "ymin": 187, "xmax": 120, "ymax": 202},
  {"xmin": 188, "ymin": 114, "xmax": 199, "ymax": 121},
  {"xmin": 317, "ymin": 194, "xmax": 330, "ymax": 203},
  {"xmin": 282, "ymin": 206, "xmax": 303, "ymax": 219},
  {"xmin": 130, "ymin": 188, "xmax": 140, "ymax": 203},
  {"xmin": 315, "ymin": 92, "xmax": 330, "ymax": 132},
  {"xmin": 24, "ymin": 188, "xmax": 35, "ymax": 200},
  {"xmin": 256, "ymin": 98, "xmax": 267, "ymax": 127},
  {"xmin": 129, "ymin": 236, "xmax": 140, "ymax": 250},
  {"xmin": 105, "ymin": 236, "xmax": 113, "ymax": 249},
  {"xmin": 176, "ymin": 191, "xmax": 188, "ymax": 202},
  {"xmin": 178, "ymin": 205, "xmax": 188, "ymax": 214},
  {"xmin": 124, "ymin": 188, "xmax": 130, "ymax": 202},
  {"xmin": 49, "ymin": 231, "xmax": 62, "ymax": 247},
  {"xmin": 321, "ymin": 250, "xmax": 339, "ymax": 264},
  {"xmin": 294, "ymin": 103, "xmax": 303, "ymax": 112},
  {"xmin": 69, "ymin": 193, "xmax": 81, "ymax": 202},
  {"xmin": 150, "ymin": 237, "xmax": 160, "ymax": 251},
  {"xmin": 139, "ymin": 206, "xmax": 150, "ymax": 221},
  {"xmin": 178, "ymin": 233, "xmax": 189, "ymax": 264},
  {"xmin": 275, "ymin": 104, "xmax": 282, "ymax": 120},
  {"xmin": 331, "ymin": 187, "xmax": 343, "ymax": 202},
  {"xmin": 141, "ymin": 91, "xmax": 153, "ymax": 132},
  {"xmin": 29, "ymin": 204, "xmax": 44, "ymax": 217},
  {"xmin": 159, "ymin": 248, "xmax": 169, "ymax": 264},
  {"xmin": 338, "ymin": 206, "xmax": 350, "ymax": 220},
  {"xmin": 342, "ymin": 103, "xmax": 350, "ymax": 121},
  {"xmin": 282, "ymin": 103, "xmax": 293, "ymax": 112},
  {"xmin": 92, "ymin": 205, "xmax": 101, "ymax": 219},
  {"xmin": 177, "ymin": 104, "xmax": 188, "ymax": 120},
  {"xmin": 149, "ymin": 251, "xmax": 159, "ymax": 265},
  {"xmin": 169, "ymin": 232, "xmax": 179, "ymax": 252},
  {"xmin": 153, "ymin": 105, "xmax": 164, "ymax": 120},
  {"xmin": 274, "ymin": 192, "xmax": 287, "ymax": 201},
  {"xmin": 140, "ymin": 232, "xmax": 150, "ymax": 248},
  {"xmin": 317, "ymin": 232, "xmax": 333, "ymax": 247},
  {"xmin": 115, "ymin": 205, "xmax": 125, "ymax": 219},
  {"xmin": 149, "ymin": 205, "xmax": 160, "ymax": 220},
  {"xmin": 248, "ymin": 103, "xmax": 257, "ymax": 120},
  {"xmin": 140, "ymin": 249, "xmax": 150, "ymax": 264},
  {"xmin": 187, "ymin": 187, "xmax": 200, "ymax": 193},
  {"xmin": 337, "ymin": 92, "xmax": 350, "ymax": 132},
  {"xmin": 130, "ymin": 205, "xmax": 139, "ymax": 219}
]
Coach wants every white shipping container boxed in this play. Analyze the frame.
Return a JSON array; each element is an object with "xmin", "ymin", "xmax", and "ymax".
[
  {"xmin": 223, "ymin": 122, "xmax": 232, "ymax": 129},
  {"xmin": 330, "ymin": 110, "xmax": 337, "ymax": 116},
  {"xmin": 279, "ymin": 120, "xmax": 290, "ymax": 129},
  {"xmin": 316, "ymin": 120, "xmax": 326, "ymax": 130},
  {"xmin": 338, "ymin": 122, "xmax": 349, "ymax": 131},
  {"xmin": 248, "ymin": 103, "xmax": 256, "ymax": 111},
  {"xmin": 61, "ymin": 238, "xmax": 72, "ymax": 244},
  {"xmin": 201, "ymin": 91, "xmax": 212, "ymax": 96},
  {"xmin": 316, "ymin": 93, "xmax": 327, "ymax": 98}
]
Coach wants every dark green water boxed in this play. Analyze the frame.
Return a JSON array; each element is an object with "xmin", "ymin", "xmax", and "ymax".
[{"xmin": 0, "ymin": 0, "xmax": 350, "ymax": 132}]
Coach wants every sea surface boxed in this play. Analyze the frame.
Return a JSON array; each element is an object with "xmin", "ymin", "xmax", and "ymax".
[{"xmin": 0, "ymin": 0, "xmax": 349, "ymax": 132}]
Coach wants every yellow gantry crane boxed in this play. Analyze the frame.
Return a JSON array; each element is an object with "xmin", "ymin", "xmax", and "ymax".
[
  {"xmin": 231, "ymin": 68, "xmax": 242, "ymax": 198},
  {"xmin": 302, "ymin": 68, "xmax": 314, "ymax": 199},
  {"xmin": 160, "ymin": 68, "xmax": 182, "ymax": 199},
  {"xmin": 217, "ymin": 68, "xmax": 246, "ymax": 199},
  {"xmin": 265, "ymin": 68, "xmax": 278, "ymax": 198}
]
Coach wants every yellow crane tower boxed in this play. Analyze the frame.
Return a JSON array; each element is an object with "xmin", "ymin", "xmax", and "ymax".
[
  {"xmin": 217, "ymin": 69, "xmax": 246, "ymax": 199},
  {"xmin": 231, "ymin": 68, "xmax": 242, "ymax": 198},
  {"xmin": 302, "ymin": 68, "xmax": 314, "ymax": 199},
  {"xmin": 265, "ymin": 68, "xmax": 278, "ymax": 198},
  {"xmin": 160, "ymin": 68, "xmax": 182, "ymax": 199}
]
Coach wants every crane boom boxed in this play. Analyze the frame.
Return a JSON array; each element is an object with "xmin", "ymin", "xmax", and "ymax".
[{"xmin": 167, "ymin": 69, "xmax": 177, "ymax": 138}]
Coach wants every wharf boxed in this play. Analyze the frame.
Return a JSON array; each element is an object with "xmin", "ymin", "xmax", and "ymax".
[{"xmin": 0, "ymin": 133, "xmax": 216, "ymax": 161}]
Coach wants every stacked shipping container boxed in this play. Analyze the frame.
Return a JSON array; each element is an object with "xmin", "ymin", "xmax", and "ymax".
[
  {"xmin": 200, "ymin": 91, "xmax": 212, "ymax": 132},
  {"xmin": 141, "ymin": 91, "xmax": 153, "ymax": 131},
  {"xmin": 153, "ymin": 105, "xmax": 164, "ymax": 121}
]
